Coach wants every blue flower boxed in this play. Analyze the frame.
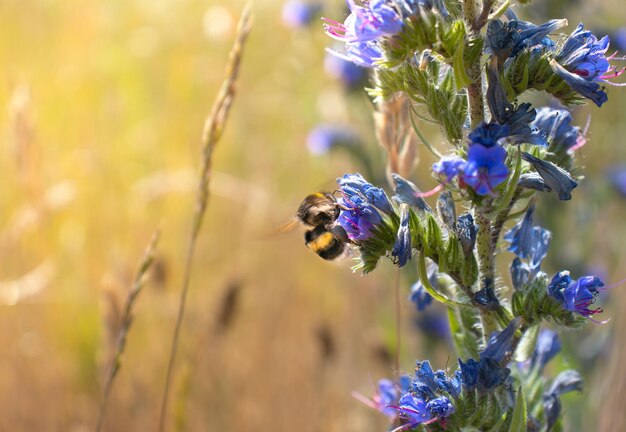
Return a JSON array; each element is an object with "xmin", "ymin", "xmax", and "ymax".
[
  {"xmin": 531, "ymin": 107, "xmax": 586, "ymax": 153},
  {"xmin": 338, "ymin": 173, "xmax": 394, "ymax": 215},
  {"xmin": 395, "ymin": 394, "xmax": 435, "ymax": 426},
  {"xmin": 281, "ymin": 1, "xmax": 322, "ymax": 29},
  {"xmin": 481, "ymin": 317, "xmax": 522, "ymax": 363},
  {"xmin": 530, "ymin": 329, "xmax": 561, "ymax": 372},
  {"xmin": 518, "ymin": 172, "xmax": 550, "ymax": 192},
  {"xmin": 414, "ymin": 360, "xmax": 439, "ymax": 398},
  {"xmin": 323, "ymin": 0, "xmax": 403, "ymax": 43},
  {"xmin": 486, "ymin": 17, "xmax": 566, "ymax": 61},
  {"xmin": 510, "ymin": 257, "xmax": 530, "ymax": 291},
  {"xmin": 504, "ymin": 204, "xmax": 552, "ymax": 271},
  {"xmin": 528, "ymin": 227, "xmax": 551, "ymax": 273},
  {"xmin": 306, "ymin": 124, "xmax": 359, "ymax": 155},
  {"xmin": 426, "ymin": 396, "xmax": 455, "ymax": 418},
  {"xmin": 456, "ymin": 213, "xmax": 477, "ymax": 256},
  {"xmin": 522, "ymin": 152, "xmax": 577, "ymax": 200},
  {"xmin": 504, "ymin": 204, "xmax": 537, "ymax": 259},
  {"xmin": 374, "ymin": 379, "xmax": 400, "ymax": 417},
  {"xmin": 458, "ymin": 358, "xmax": 480, "ymax": 390},
  {"xmin": 323, "ymin": 52, "xmax": 367, "ymax": 87},
  {"xmin": 410, "ymin": 280, "xmax": 433, "ymax": 311},
  {"xmin": 391, "ymin": 173, "xmax": 432, "ymax": 213},
  {"xmin": 434, "ymin": 370, "xmax": 461, "ymax": 399},
  {"xmin": 548, "ymin": 271, "xmax": 605, "ymax": 319},
  {"xmin": 462, "ymin": 143, "xmax": 509, "ymax": 195},
  {"xmin": 415, "ymin": 311, "xmax": 450, "ymax": 340},
  {"xmin": 543, "ymin": 370, "xmax": 583, "ymax": 429},
  {"xmin": 432, "ymin": 156, "xmax": 467, "ymax": 182},
  {"xmin": 502, "ymin": 103, "xmax": 548, "ymax": 147},
  {"xmin": 552, "ymin": 24, "xmax": 625, "ymax": 107},
  {"xmin": 468, "ymin": 122, "xmax": 510, "ymax": 147},
  {"xmin": 354, "ymin": 377, "xmax": 411, "ymax": 418},
  {"xmin": 607, "ymin": 165, "xmax": 626, "ymax": 197},
  {"xmin": 392, "ymin": 204, "xmax": 412, "ymax": 267}
]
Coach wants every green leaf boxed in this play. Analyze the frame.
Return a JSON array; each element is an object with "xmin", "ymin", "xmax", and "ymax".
[
  {"xmin": 452, "ymin": 30, "xmax": 471, "ymax": 89},
  {"xmin": 513, "ymin": 324, "xmax": 540, "ymax": 362},
  {"xmin": 508, "ymin": 387, "xmax": 527, "ymax": 432},
  {"xmin": 418, "ymin": 252, "xmax": 470, "ymax": 308},
  {"xmin": 489, "ymin": 147, "xmax": 522, "ymax": 218}
]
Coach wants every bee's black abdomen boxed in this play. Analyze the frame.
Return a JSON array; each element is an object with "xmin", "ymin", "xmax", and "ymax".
[
  {"xmin": 304, "ymin": 226, "xmax": 345, "ymax": 261},
  {"xmin": 317, "ymin": 239, "xmax": 344, "ymax": 260}
]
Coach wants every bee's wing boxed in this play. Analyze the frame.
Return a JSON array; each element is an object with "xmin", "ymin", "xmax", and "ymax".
[
  {"xmin": 256, "ymin": 217, "xmax": 300, "ymax": 241},
  {"xmin": 278, "ymin": 217, "xmax": 300, "ymax": 233}
]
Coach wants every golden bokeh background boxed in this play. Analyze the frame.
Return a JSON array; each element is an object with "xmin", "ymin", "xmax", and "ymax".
[{"xmin": 0, "ymin": 0, "xmax": 625, "ymax": 431}]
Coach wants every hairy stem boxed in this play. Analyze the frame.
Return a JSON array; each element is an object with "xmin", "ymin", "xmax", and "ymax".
[
  {"xmin": 492, "ymin": 188, "xmax": 522, "ymax": 245},
  {"xmin": 463, "ymin": 0, "xmax": 485, "ymax": 128}
]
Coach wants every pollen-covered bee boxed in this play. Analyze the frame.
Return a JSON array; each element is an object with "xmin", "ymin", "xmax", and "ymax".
[{"xmin": 296, "ymin": 192, "xmax": 350, "ymax": 261}]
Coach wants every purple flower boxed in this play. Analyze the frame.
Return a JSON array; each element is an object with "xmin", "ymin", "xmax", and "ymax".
[
  {"xmin": 462, "ymin": 144, "xmax": 509, "ymax": 196},
  {"xmin": 548, "ymin": 271, "xmax": 605, "ymax": 319},
  {"xmin": 432, "ymin": 156, "xmax": 467, "ymax": 182},
  {"xmin": 395, "ymin": 394, "xmax": 436, "ymax": 426},
  {"xmin": 281, "ymin": 1, "xmax": 322, "ymax": 29},
  {"xmin": 337, "ymin": 173, "xmax": 394, "ymax": 215},
  {"xmin": 327, "ymin": 40, "xmax": 384, "ymax": 67},
  {"xmin": 374, "ymin": 379, "xmax": 400, "ymax": 417},
  {"xmin": 353, "ymin": 377, "xmax": 411, "ymax": 418},
  {"xmin": 552, "ymin": 24, "xmax": 626, "ymax": 107},
  {"xmin": 337, "ymin": 173, "xmax": 393, "ymax": 241},
  {"xmin": 306, "ymin": 124, "xmax": 359, "ymax": 155},
  {"xmin": 322, "ymin": 0, "xmax": 403, "ymax": 43},
  {"xmin": 532, "ymin": 107, "xmax": 586, "ymax": 153},
  {"xmin": 323, "ymin": 52, "xmax": 367, "ymax": 87},
  {"xmin": 337, "ymin": 194, "xmax": 382, "ymax": 241},
  {"xmin": 607, "ymin": 165, "xmax": 626, "ymax": 196}
]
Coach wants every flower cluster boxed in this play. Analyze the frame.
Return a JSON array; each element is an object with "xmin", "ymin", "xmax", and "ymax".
[{"xmin": 299, "ymin": 0, "xmax": 623, "ymax": 429}]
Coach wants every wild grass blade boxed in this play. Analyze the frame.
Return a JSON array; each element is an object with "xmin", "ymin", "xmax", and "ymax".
[
  {"xmin": 96, "ymin": 230, "xmax": 160, "ymax": 432},
  {"xmin": 157, "ymin": 5, "xmax": 253, "ymax": 432}
]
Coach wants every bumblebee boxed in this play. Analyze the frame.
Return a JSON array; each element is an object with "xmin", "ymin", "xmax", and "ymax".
[{"xmin": 296, "ymin": 192, "xmax": 350, "ymax": 261}]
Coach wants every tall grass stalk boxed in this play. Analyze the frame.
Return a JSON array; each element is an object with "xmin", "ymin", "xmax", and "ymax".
[
  {"xmin": 96, "ymin": 230, "xmax": 160, "ymax": 432},
  {"xmin": 157, "ymin": 6, "xmax": 253, "ymax": 432}
]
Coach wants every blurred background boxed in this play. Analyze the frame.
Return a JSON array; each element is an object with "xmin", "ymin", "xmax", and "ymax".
[{"xmin": 0, "ymin": 0, "xmax": 625, "ymax": 431}]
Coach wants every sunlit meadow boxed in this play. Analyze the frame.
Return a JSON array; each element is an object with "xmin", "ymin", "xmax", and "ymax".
[{"xmin": 1, "ymin": 0, "xmax": 626, "ymax": 431}]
